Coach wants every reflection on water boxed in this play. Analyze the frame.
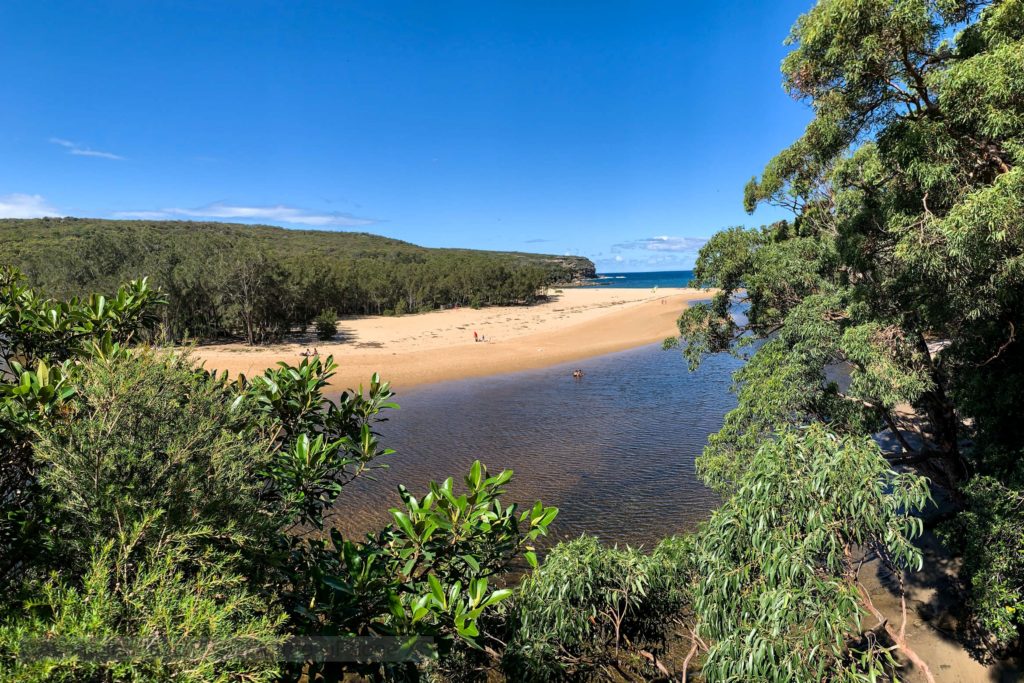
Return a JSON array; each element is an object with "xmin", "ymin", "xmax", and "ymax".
[{"xmin": 329, "ymin": 343, "xmax": 741, "ymax": 548}]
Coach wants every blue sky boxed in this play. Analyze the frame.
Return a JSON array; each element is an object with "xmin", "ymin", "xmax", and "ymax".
[{"xmin": 1, "ymin": 1, "xmax": 812, "ymax": 272}]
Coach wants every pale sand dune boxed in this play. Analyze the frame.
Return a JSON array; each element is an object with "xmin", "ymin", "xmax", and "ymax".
[{"xmin": 193, "ymin": 287, "xmax": 711, "ymax": 391}]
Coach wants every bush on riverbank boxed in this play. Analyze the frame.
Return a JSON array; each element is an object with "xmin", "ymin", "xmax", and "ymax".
[
  {"xmin": 501, "ymin": 535, "xmax": 693, "ymax": 680},
  {"xmin": 941, "ymin": 477, "xmax": 1024, "ymax": 652},
  {"xmin": 314, "ymin": 308, "xmax": 338, "ymax": 340},
  {"xmin": 491, "ymin": 428, "xmax": 932, "ymax": 682}
]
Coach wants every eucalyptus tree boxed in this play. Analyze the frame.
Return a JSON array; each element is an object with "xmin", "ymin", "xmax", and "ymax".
[
  {"xmin": 671, "ymin": 0, "xmax": 1024, "ymax": 660},
  {"xmin": 677, "ymin": 0, "xmax": 1024, "ymax": 490},
  {"xmin": 689, "ymin": 427, "xmax": 932, "ymax": 681}
]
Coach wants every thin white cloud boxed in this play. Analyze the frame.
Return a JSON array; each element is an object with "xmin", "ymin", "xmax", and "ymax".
[
  {"xmin": 612, "ymin": 236, "xmax": 708, "ymax": 253},
  {"xmin": 0, "ymin": 193, "xmax": 62, "ymax": 218},
  {"xmin": 50, "ymin": 137, "xmax": 125, "ymax": 160},
  {"xmin": 595, "ymin": 253, "xmax": 692, "ymax": 271},
  {"xmin": 594, "ymin": 235, "xmax": 708, "ymax": 271},
  {"xmin": 113, "ymin": 202, "xmax": 376, "ymax": 227}
]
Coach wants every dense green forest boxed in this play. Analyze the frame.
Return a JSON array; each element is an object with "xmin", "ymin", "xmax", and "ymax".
[
  {"xmin": 0, "ymin": 219, "xmax": 594, "ymax": 344},
  {"xmin": 2, "ymin": 0, "xmax": 1023, "ymax": 681}
]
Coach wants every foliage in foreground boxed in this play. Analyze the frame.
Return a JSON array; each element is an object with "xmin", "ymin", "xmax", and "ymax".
[
  {"xmin": 940, "ymin": 477, "xmax": 1024, "ymax": 652},
  {"xmin": 691, "ymin": 426, "xmax": 930, "ymax": 681},
  {"xmin": 503, "ymin": 535, "xmax": 694, "ymax": 681},
  {"xmin": 502, "ymin": 427, "xmax": 932, "ymax": 683},
  {"xmin": 0, "ymin": 269, "xmax": 557, "ymax": 681},
  {"xmin": 31, "ymin": 351, "xmax": 275, "ymax": 572},
  {"xmin": 2, "ymin": 524, "xmax": 286, "ymax": 683},
  {"xmin": 671, "ymin": 0, "xmax": 1024, "ymax": 655}
]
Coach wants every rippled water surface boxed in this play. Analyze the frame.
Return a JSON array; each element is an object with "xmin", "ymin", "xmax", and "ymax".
[
  {"xmin": 582, "ymin": 269, "xmax": 695, "ymax": 290},
  {"xmin": 330, "ymin": 343, "xmax": 741, "ymax": 548}
]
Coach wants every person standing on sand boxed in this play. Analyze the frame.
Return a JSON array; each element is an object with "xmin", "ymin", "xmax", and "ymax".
[{"xmin": 473, "ymin": 330, "xmax": 478, "ymax": 342}]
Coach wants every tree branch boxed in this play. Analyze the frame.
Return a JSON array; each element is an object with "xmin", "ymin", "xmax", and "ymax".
[
  {"xmin": 680, "ymin": 626, "xmax": 703, "ymax": 683},
  {"xmin": 879, "ymin": 407, "xmax": 916, "ymax": 455},
  {"xmin": 857, "ymin": 582, "xmax": 936, "ymax": 683},
  {"xmin": 975, "ymin": 321, "xmax": 1015, "ymax": 367}
]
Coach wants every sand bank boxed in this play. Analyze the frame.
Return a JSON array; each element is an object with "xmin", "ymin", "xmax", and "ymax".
[{"xmin": 192, "ymin": 287, "xmax": 709, "ymax": 392}]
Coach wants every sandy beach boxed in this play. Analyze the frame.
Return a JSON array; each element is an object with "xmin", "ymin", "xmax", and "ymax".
[{"xmin": 193, "ymin": 287, "xmax": 710, "ymax": 391}]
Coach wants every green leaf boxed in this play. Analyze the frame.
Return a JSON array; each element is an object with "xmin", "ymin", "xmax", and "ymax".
[
  {"xmin": 391, "ymin": 509, "xmax": 416, "ymax": 539},
  {"xmin": 482, "ymin": 589, "xmax": 513, "ymax": 607},
  {"xmin": 524, "ymin": 551, "xmax": 538, "ymax": 569},
  {"xmin": 462, "ymin": 554, "xmax": 480, "ymax": 572}
]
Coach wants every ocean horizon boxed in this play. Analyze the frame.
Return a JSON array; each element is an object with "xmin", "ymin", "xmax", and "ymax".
[{"xmin": 582, "ymin": 269, "xmax": 696, "ymax": 289}]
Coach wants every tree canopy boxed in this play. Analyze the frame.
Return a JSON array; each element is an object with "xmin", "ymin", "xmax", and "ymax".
[{"xmin": 673, "ymin": 0, "xmax": 1024, "ymax": 659}]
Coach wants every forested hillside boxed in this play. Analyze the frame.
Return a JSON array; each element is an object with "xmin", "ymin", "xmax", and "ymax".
[{"xmin": 0, "ymin": 218, "xmax": 594, "ymax": 344}]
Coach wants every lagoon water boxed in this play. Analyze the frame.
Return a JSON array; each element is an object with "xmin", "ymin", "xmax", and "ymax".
[{"xmin": 331, "ymin": 338, "xmax": 740, "ymax": 548}]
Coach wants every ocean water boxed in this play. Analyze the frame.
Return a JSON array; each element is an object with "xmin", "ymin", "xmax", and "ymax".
[
  {"xmin": 581, "ymin": 269, "xmax": 696, "ymax": 290},
  {"xmin": 330, "ymin": 342, "xmax": 740, "ymax": 548}
]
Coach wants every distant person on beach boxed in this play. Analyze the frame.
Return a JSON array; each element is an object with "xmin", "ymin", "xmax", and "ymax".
[{"xmin": 473, "ymin": 330, "xmax": 478, "ymax": 342}]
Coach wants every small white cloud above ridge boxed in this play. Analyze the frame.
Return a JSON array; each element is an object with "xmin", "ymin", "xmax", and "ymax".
[
  {"xmin": 612, "ymin": 235, "xmax": 707, "ymax": 253},
  {"xmin": 0, "ymin": 193, "xmax": 62, "ymax": 218},
  {"xmin": 113, "ymin": 202, "xmax": 376, "ymax": 227},
  {"xmin": 50, "ymin": 137, "xmax": 125, "ymax": 160}
]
